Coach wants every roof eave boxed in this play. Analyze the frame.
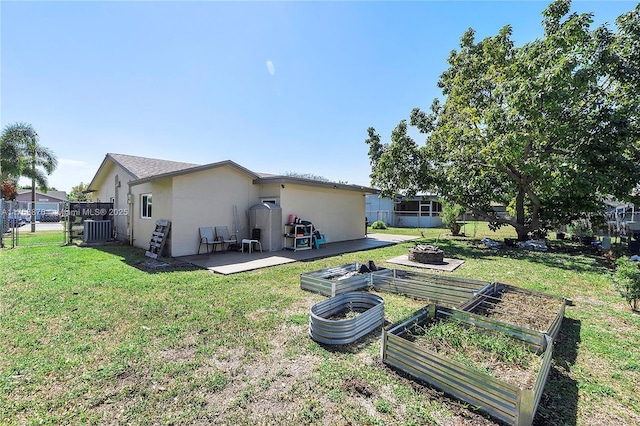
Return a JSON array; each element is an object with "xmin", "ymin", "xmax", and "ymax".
[
  {"xmin": 87, "ymin": 153, "xmax": 138, "ymax": 192},
  {"xmin": 254, "ymin": 176, "xmax": 377, "ymax": 193}
]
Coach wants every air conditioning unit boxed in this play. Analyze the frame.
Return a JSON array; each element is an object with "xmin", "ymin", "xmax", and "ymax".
[{"xmin": 83, "ymin": 220, "xmax": 112, "ymax": 243}]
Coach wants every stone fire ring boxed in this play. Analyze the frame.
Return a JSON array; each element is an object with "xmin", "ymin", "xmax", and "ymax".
[
  {"xmin": 309, "ymin": 292, "xmax": 385, "ymax": 345},
  {"xmin": 408, "ymin": 245, "xmax": 444, "ymax": 264}
]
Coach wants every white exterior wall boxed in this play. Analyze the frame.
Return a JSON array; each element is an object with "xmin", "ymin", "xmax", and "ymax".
[
  {"xmin": 278, "ymin": 184, "xmax": 366, "ymax": 243},
  {"xmin": 89, "ymin": 158, "xmax": 372, "ymax": 255},
  {"xmin": 365, "ymin": 194, "xmax": 395, "ymax": 226},
  {"xmin": 169, "ymin": 166, "xmax": 260, "ymax": 257},
  {"xmin": 395, "ymin": 215, "xmax": 443, "ymax": 228},
  {"xmin": 129, "ymin": 182, "xmax": 156, "ymax": 250},
  {"xmin": 90, "ymin": 162, "xmax": 133, "ymax": 241}
]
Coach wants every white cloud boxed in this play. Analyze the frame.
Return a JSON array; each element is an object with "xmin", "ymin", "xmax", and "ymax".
[{"xmin": 266, "ymin": 59, "xmax": 275, "ymax": 76}]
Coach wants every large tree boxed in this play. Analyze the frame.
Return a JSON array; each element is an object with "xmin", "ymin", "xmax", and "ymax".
[
  {"xmin": 367, "ymin": 0, "xmax": 640, "ymax": 240},
  {"xmin": 0, "ymin": 122, "xmax": 58, "ymax": 231}
]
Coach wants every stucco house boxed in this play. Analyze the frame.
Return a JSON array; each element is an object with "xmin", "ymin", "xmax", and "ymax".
[
  {"xmin": 15, "ymin": 189, "xmax": 68, "ymax": 219},
  {"xmin": 87, "ymin": 153, "xmax": 376, "ymax": 257}
]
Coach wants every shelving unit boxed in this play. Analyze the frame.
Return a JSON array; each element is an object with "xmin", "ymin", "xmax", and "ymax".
[{"xmin": 284, "ymin": 223, "xmax": 314, "ymax": 251}]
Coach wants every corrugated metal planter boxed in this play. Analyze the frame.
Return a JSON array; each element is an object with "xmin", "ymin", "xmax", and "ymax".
[
  {"xmin": 456, "ymin": 283, "xmax": 567, "ymax": 353},
  {"xmin": 309, "ymin": 292, "xmax": 385, "ymax": 345},
  {"xmin": 381, "ymin": 305, "xmax": 555, "ymax": 426},
  {"xmin": 300, "ymin": 263, "xmax": 392, "ymax": 297},
  {"xmin": 371, "ymin": 269, "xmax": 492, "ymax": 308}
]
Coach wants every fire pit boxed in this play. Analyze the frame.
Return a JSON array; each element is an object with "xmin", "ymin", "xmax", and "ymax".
[{"xmin": 408, "ymin": 244, "xmax": 444, "ymax": 264}]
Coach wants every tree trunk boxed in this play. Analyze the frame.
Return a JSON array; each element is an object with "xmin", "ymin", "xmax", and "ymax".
[
  {"xmin": 515, "ymin": 184, "xmax": 528, "ymax": 241},
  {"xmin": 516, "ymin": 227, "xmax": 529, "ymax": 241},
  {"xmin": 31, "ymin": 179, "xmax": 36, "ymax": 233}
]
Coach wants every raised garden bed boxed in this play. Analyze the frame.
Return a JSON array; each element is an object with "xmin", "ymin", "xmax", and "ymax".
[
  {"xmin": 300, "ymin": 262, "xmax": 391, "ymax": 297},
  {"xmin": 309, "ymin": 292, "xmax": 385, "ymax": 345},
  {"xmin": 382, "ymin": 305, "xmax": 554, "ymax": 426},
  {"xmin": 302, "ymin": 264, "xmax": 565, "ymax": 424},
  {"xmin": 457, "ymin": 283, "xmax": 566, "ymax": 352},
  {"xmin": 370, "ymin": 269, "xmax": 491, "ymax": 308}
]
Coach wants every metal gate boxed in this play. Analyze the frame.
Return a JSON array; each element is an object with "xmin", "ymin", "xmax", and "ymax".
[{"xmin": 0, "ymin": 199, "xmax": 66, "ymax": 248}]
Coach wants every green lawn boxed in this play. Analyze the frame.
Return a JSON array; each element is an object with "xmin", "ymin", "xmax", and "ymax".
[{"xmin": 1, "ymin": 224, "xmax": 639, "ymax": 425}]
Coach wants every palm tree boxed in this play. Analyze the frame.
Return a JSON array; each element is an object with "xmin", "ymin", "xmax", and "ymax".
[
  {"xmin": 0, "ymin": 123, "xmax": 25, "ymax": 192},
  {"xmin": 0, "ymin": 122, "xmax": 58, "ymax": 232}
]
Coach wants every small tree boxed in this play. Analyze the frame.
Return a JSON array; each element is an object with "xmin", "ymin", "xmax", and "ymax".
[
  {"xmin": 68, "ymin": 182, "xmax": 90, "ymax": 201},
  {"xmin": 441, "ymin": 201, "xmax": 465, "ymax": 236},
  {"xmin": 614, "ymin": 257, "xmax": 640, "ymax": 312},
  {"xmin": 1, "ymin": 181, "xmax": 17, "ymax": 200}
]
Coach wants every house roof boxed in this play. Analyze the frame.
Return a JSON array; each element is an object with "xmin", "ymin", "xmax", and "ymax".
[
  {"xmin": 129, "ymin": 159, "xmax": 259, "ymax": 186},
  {"xmin": 89, "ymin": 153, "xmax": 376, "ymax": 194},
  {"xmin": 254, "ymin": 175, "xmax": 377, "ymax": 194},
  {"xmin": 108, "ymin": 153, "xmax": 199, "ymax": 180},
  {"xmin": 87, "ymin": 153, "xmax": 200, "ymax": 191},
  {"xmin": 16, "ymin": 189, "xmax": 68, "ymax": 202}
]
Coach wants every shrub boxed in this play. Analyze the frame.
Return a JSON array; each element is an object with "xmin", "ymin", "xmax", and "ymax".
[
  {"xmin": 568, "ymin": 220, "xmax": 594, "ymax": 238},
  {"xmin": 370, "ymin": 220, "xmax": 387, "ymax": 230},
  {"xmin": 441, "ymin": 200, "xmax": 465, "ymax": 235},
  {"xmin": 614, "ymin": 257, "xmax": 640, "ymax": 312}
]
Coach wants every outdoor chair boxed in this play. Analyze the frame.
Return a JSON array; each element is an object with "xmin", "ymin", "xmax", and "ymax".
[
  {"xmin": 198, "ymin": 226, "xmax": 222, "ymax": 254},
  {"xmin": 215, "ymin": 225, "xmax": 238, "ymax": 251},
  {"xmin": 313, "ymin": 231, "xmax": 327, "ymax": 249}
]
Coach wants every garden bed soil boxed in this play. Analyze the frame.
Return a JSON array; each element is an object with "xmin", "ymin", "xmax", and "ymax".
[
  {"xmin": 407, "ymin": 319, "xmax": 541, "ymax": 389},
  {"xmin": 472, "ymin": 288, "xmax": 560, "ymax": 332}
]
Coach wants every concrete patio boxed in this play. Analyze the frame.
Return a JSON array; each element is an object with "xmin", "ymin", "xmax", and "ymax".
[{"xmin": 179, "ymin": 233, "xmax": 418, "ymax": 274}]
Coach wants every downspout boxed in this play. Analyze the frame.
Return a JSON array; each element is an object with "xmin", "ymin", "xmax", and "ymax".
[{"xmin": 127, "ymin": 187, "xmax": 134, "ymax": 246}]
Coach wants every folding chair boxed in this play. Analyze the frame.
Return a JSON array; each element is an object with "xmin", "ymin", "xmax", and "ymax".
[
  {"xmin": 198, "ymin": 227, "xmax": 222, "ymax": 254},
  {"xmin": 215, "ymin": 225, "xmax": 238, "ymax": 251}
]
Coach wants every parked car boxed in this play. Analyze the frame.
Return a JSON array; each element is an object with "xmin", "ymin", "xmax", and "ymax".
[
  {"xmin": 5, "ymin": 212, "xmax": 27, "ymax": 227},
  {"xmin": 40, "ymin": 209, "xmax": 61, "ymax": 222}
]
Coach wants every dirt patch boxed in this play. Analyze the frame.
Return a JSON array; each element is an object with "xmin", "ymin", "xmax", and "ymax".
[
  {"xmin": 328, "ymin": 308, "xmax": 361, "ymax": 321},
  {"xmin": 341, "ymin": 375, "xmax": 375, "ymax": 397}
]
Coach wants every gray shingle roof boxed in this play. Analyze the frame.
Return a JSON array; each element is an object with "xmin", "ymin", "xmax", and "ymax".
[{"xmin": 108, "ymin": 153, "xmax": 200, "ymax": 180}]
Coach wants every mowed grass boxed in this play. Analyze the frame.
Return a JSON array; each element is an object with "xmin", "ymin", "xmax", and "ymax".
[{"xmin": 1, "ymin": 223, "xmax": 639, "ymax": 425}]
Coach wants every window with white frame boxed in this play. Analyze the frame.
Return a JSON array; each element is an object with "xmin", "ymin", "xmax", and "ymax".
[{"xmin": 141, "ymin": 194, "xmax": 152, "ymax": 218}]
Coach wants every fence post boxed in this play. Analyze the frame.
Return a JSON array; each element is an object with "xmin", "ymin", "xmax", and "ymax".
[{"xmin": 0, "ymin": 198, "xmax": 4, "ymax": 248}]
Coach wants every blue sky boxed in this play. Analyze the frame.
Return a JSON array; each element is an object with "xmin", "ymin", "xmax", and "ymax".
[{"xmin": 1, "ymin": 1, "xmax": 636, "ymax": 193}]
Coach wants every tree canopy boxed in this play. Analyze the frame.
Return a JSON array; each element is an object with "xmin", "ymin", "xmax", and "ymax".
[
  {"xmin": 366, "ymin": 0, "xmax": 640, "ymax": 240},
  {"xmin": 1, "ymin": 122, "xmax": 58, "ymax": 192},
  {"xmin": 68, "ymin": 182, "xmax": 90, "ymax": 201}
]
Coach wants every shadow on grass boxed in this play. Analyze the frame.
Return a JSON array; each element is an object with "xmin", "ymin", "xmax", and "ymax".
[
  {"xmin": 412, "ymin": 238, "xmax": 612, "ymax": 274},
  {"xmin": 533, "ymin": 317, "xmax": 581, "ymax": 426},
  {"xmin": 127, "ymin": 257, "xmax": 205, "ymax": 274},
  {"xmin": 89, "ymin": 244, "xmax": 205, "ymax": 274}
]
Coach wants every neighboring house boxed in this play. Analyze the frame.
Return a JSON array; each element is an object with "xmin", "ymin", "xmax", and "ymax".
[
  {"xmin": 15, "ymin": 189, "xmax": 68, "ymax": 219},
  {"xmin": 366, "ymin": 193, "xmax": 443, "ymax": 228},
  {"xmin": 87, "ymin": 153, "xmax": 377, "ymax": 257}
]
